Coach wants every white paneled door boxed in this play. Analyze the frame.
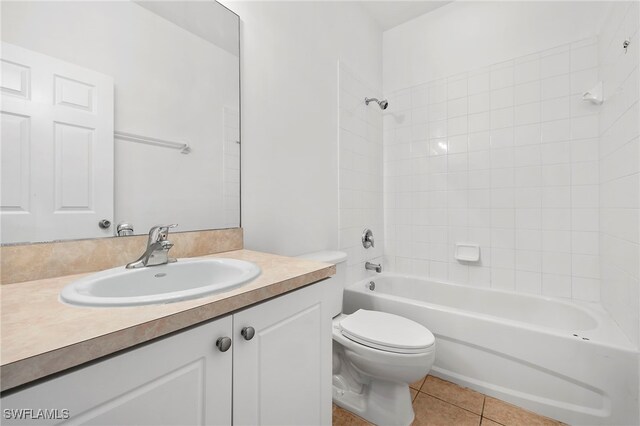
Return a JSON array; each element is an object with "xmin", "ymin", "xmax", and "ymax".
[{"xmin": 1, "ymin": 42, "xmax": 114, "ymax": 243}]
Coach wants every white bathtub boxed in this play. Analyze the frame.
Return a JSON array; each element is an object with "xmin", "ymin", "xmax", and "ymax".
[{"xmin": 342, "ymin": 274, "xmax": 639, "ymax": 425}]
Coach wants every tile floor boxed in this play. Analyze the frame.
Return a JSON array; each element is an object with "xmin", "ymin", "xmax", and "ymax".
[{"xmin": 332, "ymin": 375, "xmax": 565, "ymax": 426}]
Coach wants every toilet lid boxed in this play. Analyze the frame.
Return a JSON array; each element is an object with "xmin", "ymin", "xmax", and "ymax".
[{"xmin": 339, "ymin": 309, "xmax": 435, "ymax": 354}]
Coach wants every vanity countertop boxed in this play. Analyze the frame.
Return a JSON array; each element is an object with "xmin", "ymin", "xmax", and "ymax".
[{"xmin": 0, "ymin": 250, "xmax": 335, "ymax": 392}]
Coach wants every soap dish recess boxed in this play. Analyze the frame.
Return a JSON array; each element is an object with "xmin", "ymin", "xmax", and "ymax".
[{"xmin": 455, "ymin": 243, "xmax": 480, "ymax": 262}]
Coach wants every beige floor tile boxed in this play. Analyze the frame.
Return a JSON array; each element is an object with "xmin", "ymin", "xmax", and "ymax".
[
  {"xmin": 412, "ymin": 393, "xmax": 481, "ymax": 426},
  {"xmin": 481, "ymin": 418, "xmax": 504, "ymax": 426},
  {"xmin": 483, "ymin": 397, "xmax": 562, "ymax": 426},
  {"xmin": 411, "ymin": 376, "xmax": 427, "ymax": 391},
  {"xmin": 332, "ymin": 404, "xmax": 372, "ymax": 426},
  {"xmin": 411, "ymin": 388, "xmax": 419, "ymax": 401},
  {"xmin": 421, "ymin": 375, "xmax": 485, "ymax": 415}
]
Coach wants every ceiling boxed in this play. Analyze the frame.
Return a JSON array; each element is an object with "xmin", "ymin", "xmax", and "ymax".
[
  {"xmin": 136, "ymin": 1, "xmax": 239, "ymax": 56},
  {"xmin": 358, "ymin": 1, "xmax": 452, "ymax": 31}
]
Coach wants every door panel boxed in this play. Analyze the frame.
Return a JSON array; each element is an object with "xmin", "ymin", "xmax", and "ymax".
[
  {"xmin": 1, "ymin": 112, "xmax": 31, "ymax": 213},
  {"xmin": 258, "ymin": 304, "xmax": 323, "ymax": 424},
  {"xmin": 0, "ymin": 316, "xmax": 233, "ymax": 426},
  {"xmin": 233, "ymin": 281, "xmax": 333, "ymax": 426},
  {"xmin": 53, "ymin": 122, "xmax": 94, "ymax": 211},
  {"xmin": 54, "ymin": 75, "xmax": 96, "ymax": 112},
  {"xmin": 0, "ymin": 59, "xmax": 30, "ymax": 98}
]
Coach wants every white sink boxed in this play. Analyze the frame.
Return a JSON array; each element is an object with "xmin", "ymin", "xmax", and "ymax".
[{"xmin": 60, "ymin": 258, "xmax": 261, "ymax": 307}]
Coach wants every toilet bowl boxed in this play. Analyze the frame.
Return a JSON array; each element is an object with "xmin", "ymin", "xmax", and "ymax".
[
  {"xmin": 297, "ymin": 251, "xmax": 436, "ymax": 426},
  {"xmin": 332, "ymin": 310, "xmax": 435, "ymax": 425}
]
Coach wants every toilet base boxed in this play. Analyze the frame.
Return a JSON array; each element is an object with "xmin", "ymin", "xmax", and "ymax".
[{"xmin": 333, "ymin": 377, "xmax": 415, "ymax": 426}]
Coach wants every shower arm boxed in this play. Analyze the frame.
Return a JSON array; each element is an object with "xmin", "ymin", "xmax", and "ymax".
[{"xmin": 364, "ymin": 97, "xmax": 389, "ymax": 110}]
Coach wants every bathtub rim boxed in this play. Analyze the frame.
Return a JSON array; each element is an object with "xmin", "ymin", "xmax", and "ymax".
[{"xmin": 349, "ymin": 272, "xmax": 637, "ymax": 353}]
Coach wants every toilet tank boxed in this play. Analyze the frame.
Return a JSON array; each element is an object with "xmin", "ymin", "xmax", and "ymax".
[{"xmin": 297, "ymin": 250, "xmax": 347, "ymax": 317}]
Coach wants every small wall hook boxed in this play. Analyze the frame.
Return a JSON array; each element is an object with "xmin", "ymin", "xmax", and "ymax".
[{"xmin": 623, "ymin": 39, "xmax": 630, "ymax": 54}]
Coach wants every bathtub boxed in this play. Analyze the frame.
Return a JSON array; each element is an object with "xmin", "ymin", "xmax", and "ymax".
[{"xmin": 342, "ymin": 274, "xmax": 638, "ymax": 425}]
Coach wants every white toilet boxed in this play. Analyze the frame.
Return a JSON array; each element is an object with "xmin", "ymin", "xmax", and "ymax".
[{"xmin": 298, "ymin": 251, "xmax": 435, "ymax": 426}]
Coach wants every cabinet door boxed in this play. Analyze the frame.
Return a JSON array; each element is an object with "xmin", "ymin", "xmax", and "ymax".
[
  {"xmin": 1, "ymin": 315, "xmax": 233, "ymax": 426},
  {"xmin": 233, "ymin": 280, "xmax": 333, "ymax": 426}
]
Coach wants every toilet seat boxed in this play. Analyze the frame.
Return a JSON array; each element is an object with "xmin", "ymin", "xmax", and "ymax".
[{"xmin": 338, "ymin": 309, "xmax": 435, "ymax": 354}]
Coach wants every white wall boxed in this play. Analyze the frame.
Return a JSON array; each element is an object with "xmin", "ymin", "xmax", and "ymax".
[
  {"xmin": 2, "ymin": 1, "xmax": 239, "ymax": 235},
  {"xmin": 384, "ymin": 1, "xmax": 610, "ymax": 92},
  {"xmin": 338, "ymin": 62, "xmax": 384, "ymax": 284},
  {"xmin": 597, "ymin": 2, "xmax": 640, "ymax": 346},
  {"xmin": 382, "ymin": 1, "xmax": 612, "ymax": 300},
  {"xmin": 224, "ymin": 1, "xmax": 382, "ymax": 256}
]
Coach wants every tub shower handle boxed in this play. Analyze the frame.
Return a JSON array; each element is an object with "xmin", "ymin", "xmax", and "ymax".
[
  {"xmin": 362, "ymin": 229, "xmax": 375, "ymax": 249},
  {"xmin": 241, "ymin": 326, "xmax": 255, "ymax": 341}
]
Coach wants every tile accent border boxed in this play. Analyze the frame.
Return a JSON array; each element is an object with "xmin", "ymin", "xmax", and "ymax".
[{"xmin": 1, "ymin": 228, "xmax": 243, "ymax": 284}]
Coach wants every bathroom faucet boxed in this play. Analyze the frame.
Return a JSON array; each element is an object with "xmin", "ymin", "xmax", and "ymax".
[
  {"xmin": 126, "ymin": 224, "xmax": 178, "ymax": 269},
  {"xmin": 365, "ymin": 261, "xmax": 382, "ymax": 273}
]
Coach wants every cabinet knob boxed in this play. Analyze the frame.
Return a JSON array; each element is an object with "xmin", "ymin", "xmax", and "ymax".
[
  {"xmin": 216, "ymin": 337, "xmax": 232, "ymax": 352},
  {"xmin": 241, "ymin": 326, "xmax": 255, "ymax": 341}
]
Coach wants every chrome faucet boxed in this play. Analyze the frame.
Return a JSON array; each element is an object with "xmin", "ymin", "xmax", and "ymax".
[
  {"xmin": 365, "ymin": 261, "xmax": 382, "ymax": 273},
  {"xmin": 126, "ymin": 224, "xmax": 178, "ymax": 269}
]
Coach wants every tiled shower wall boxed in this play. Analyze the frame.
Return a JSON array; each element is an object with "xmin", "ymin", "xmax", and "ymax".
[
  {"xmin": 383, "ymin": 38, "xmax": 603, "ymax": 302},
  {"xmin": 338, "ymin": 62, "xmax": 384, "ymax": 284},
  {"xmin": 598, "ymin": 2, "xmax": 640, "ymax": 346}
]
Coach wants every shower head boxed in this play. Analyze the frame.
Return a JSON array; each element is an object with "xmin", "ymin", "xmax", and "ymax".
[{"xmin": 365, "ymin": 97, "xmax": 389, "ymax": 110}]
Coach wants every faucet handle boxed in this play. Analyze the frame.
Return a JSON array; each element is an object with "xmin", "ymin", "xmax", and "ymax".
[
  {"xmin": 362, "ymin": 228, "xmax": 375, "ymax": 249},
  {"xmin": 148, "ymin": 224, "xmax": 178, "ymax": 242}
]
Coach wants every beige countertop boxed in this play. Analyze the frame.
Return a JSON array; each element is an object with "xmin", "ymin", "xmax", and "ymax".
[{"xmin": 0, "ymin": 249, "xmax": 335, "ymax": 392}]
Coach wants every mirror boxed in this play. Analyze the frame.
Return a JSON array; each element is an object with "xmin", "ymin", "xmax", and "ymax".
[{"xmin": 0, "ymin": 1, "xmax": 240, "ymax": 244}]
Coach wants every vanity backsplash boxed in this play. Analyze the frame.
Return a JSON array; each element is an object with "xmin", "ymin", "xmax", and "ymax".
[{"xmin": 1, "ymin": 228, "xmax": 243, "ymax": 284}]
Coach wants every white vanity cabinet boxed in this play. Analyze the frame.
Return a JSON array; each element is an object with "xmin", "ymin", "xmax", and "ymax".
[
  {"xmin": 1, "ymin": 315, "xmax": 234, "ymax": 426},
  {"xmin": 1, "ymin": 279, "xmax": 332, "ymax": 426},
  {"xmin": 233, "ymin": 279, "xmax": 332, "ymax": 426}
]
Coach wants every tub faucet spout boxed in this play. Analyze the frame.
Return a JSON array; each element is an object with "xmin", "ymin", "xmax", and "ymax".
[{"xmin": 365, "ymin": 261, "xmax": 382, "ymax": 273}]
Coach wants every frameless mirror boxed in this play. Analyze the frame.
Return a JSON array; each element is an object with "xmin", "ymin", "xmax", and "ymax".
[{"xmin": 0, "ymin": 0, "xmax": 240, "ymax": 244}]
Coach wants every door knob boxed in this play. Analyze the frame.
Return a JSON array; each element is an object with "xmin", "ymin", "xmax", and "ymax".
[
  {"xmin": 241, "ymin": 326, "xmax": 255, "ymax": 341},
  {"xmin": 98, "ymin": 219, "xmax": 112, "ymax": 229},
  {"xmin": 216, "ymin": 337, "xmax": 232, "ymax": 352}
]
